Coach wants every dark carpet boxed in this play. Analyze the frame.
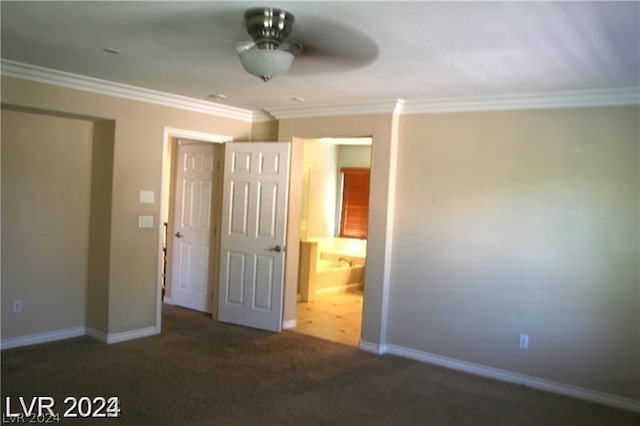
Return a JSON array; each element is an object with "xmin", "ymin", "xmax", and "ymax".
[{"xmin": 1, "ymin": 304, "xmax": 638, "ymax": 425}]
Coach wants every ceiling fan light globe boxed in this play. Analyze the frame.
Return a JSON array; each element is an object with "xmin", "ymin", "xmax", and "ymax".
[{"xmin": 239, "ymin": 48, "xmax": 294, "ymax": 81}]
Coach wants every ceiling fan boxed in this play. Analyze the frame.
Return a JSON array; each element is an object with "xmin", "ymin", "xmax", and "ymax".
[
  {"xmin": 234, "ymin": 7, "xmax": 302, "ymax": 82},
  {"xmin": 233, "ymin": 7, "xmax": 379, "ymax": 82}
]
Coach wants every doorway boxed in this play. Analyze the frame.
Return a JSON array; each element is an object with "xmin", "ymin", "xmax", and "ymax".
[
  {"xmin": 295, "ymin": 137, "xmax": 372, "ymax": 346},
  {"xmin": 159, "ymin": 130, "xmax": 292, "ymax": 333},
  {"xmin": 159, "ymin": 128, "xmax": 231, "ymax": 323},
  {"xmin": 166, "ymin": 139, "xmax": 221, "ymax": 313}
]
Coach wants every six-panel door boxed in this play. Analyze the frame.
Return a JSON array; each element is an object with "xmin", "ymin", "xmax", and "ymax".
[{"xmin": 217, "ymin": 142, "xmax": 290, "ymax": 332}]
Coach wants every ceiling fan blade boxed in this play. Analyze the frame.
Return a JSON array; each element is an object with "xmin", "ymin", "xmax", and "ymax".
[{"xmin": 285, "ymin": 16, "xmax": 378, "ymax": 75}]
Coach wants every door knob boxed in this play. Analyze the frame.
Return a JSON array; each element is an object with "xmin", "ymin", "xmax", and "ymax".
[
  {"xmin": 175, "ymin": 232, "xmax": 184, "ymax": 238},
  {"xmin": 268, "ymin": 245, "xmax": 283, "ymax": 253}
]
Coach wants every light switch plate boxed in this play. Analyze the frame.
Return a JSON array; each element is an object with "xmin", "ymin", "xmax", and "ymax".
[
  {"xmin": 138, "ymin": 215, "xmax": 154, "ymax": 229},
  {"xmin": 139, "ymin": 190, "xmax": 155, "ymax": 204}
]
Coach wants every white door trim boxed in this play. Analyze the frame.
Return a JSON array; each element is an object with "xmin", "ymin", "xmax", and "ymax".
[{"xmin": 157, "ymin": 127, "xmax": 232, "ymax": 332}]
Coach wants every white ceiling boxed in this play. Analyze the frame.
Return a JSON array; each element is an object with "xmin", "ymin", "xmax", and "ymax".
[{"xmin": 2, "ymin": 1, "xmax": 639, "ymax": 113}]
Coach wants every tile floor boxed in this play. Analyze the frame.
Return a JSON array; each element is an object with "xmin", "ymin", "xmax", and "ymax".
[{"xmin": 295, "ymin": 289, "xmax": 363, "ymax": 346}]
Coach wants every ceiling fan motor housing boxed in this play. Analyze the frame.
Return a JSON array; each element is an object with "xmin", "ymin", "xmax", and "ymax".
[{"xmin": 244, "ymin": 7, "xmax": 294, "ymax": 49}]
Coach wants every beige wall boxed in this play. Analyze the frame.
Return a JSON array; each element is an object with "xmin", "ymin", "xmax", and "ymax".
[
  {"xmin": 3, "ymin": 74, "xmax": 637, "ymax": 401},
  {"xmin": 1, "ymin": 109, "xmax": 93, "ymax": 338},
  {"xmin": 1, "ymin": 76, "xmax": 254, "ymax": 336},
  {"xmin": 251, "ymin": 119, "xmax": 278, "ymax": 141},
  {"xmin": 86, "ymin": 120, "xmax": 115, "ymax": 332},
  {"xmin": 388, "ymin": 106, "xmax": 639, "ymax": 399}
]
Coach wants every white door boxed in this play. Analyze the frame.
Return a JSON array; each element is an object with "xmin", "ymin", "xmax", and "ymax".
[
  {"xmin": 218, "ymin": 142, "xmax": 291, "ymax": 332},
  {"xmin": 170, "ymin": 141, "xmax": 218, "ymax": 313}
]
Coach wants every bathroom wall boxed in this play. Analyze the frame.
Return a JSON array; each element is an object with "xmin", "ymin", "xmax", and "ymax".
[
  {"xmin": 302, "ymin": 140, "xmax": 338, "ymax": 238},
  {"xmin": 301, "ymin": 142, "xmax": 373, "ymax": 240},
  {"xmin": 337, "ymin": 145, "xmax": 372, "ymax": 169}
]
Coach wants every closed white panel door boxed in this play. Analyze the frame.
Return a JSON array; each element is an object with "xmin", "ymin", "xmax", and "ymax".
[
  {"xmin": 218, "ymin": 142, "xmax": 290, "ymax": 332},
  {"xmin": 171, "ymin": 141, "xmax": 217, "ymax": 313}
]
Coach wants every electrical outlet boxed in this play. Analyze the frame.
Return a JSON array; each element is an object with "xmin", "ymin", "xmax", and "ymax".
[
  {"xmin": 13, "ymin": 300, "xmax": 22, "ymax": 313},
  {"xmin": 519, "ymin": 334, "xmax": 529, "ymax": 349}
]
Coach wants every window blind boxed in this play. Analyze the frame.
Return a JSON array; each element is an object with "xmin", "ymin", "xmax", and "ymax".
[{"xmin": 339, "ymin": 168, "xmax": 370, "ymax": 239}]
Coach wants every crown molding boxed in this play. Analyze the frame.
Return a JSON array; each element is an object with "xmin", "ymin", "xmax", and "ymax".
[
  {"xmin": 401, "ymin": 87, "xmax": 640, "ymax": 114},
  {"xmin": 265, "ymin": 99, "xmax": 401, "ymax": 120},
  {"xmin": 3, "ymin": 60, "xmax": 636, "ymax": 122},
  {"xmin": 0, "ymin": 59, "xmax": 269, "ymax": 123},
  {"xmin": 264, "ymin": 87, "xmax": 638, "ymax": 120},
  {"xmin": 250, "ymin": 110, "xmax": 275, "ymax": 122}
]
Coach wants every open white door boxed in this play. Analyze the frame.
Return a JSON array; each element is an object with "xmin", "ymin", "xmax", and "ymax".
[
  {"xmin": 170, "ymin": 141, "xmax": 219, "ymax": 313},
  {"xmin": 218, "ymin": 142, "xmax": 290, "ymax": 332}
]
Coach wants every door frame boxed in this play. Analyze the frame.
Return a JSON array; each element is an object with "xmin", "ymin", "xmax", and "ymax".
[
  {"xmin": 157, "ymin": 127, "xmax": 232, "ymax": 331},
  {"xmin": 295, "ymin": 137, "xmax": 372, "ymax": 308},
  {"xmin": 278, "ymin": 104, "xmax": 402, "ymax": 351}
]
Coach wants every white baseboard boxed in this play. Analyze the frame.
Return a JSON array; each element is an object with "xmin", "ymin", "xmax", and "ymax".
[
  {"xmin": 384, "ymin": 343, "xmax": 640, "ymax": 413},
  {"xmin": 1, "ymin": 327, "xmax": 86, "ymax": 350},
  {"xmin": 163, "ymin": 297, "xmax": 174, "ymax": 305},
  {"xmin": 359, "ymin": 340, "xmax": 387, "ymax": 355},
  {"xmin": 105, "ymin": 326, "xmax": 159, "ymax": 344},
  {"xmin": 282, "ymin": 319, "xmax": 297, "ymax": 329},
  {"xmin": 86, "ymin": 327, "xmax": 108, "ymax": 343},
  {"xmin": 2, "ymin": 325, "xmax": 160, "ymax": 350}
]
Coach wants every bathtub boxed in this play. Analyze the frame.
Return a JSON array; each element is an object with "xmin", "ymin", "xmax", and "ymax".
[
  {"xmin": 314, "ymin": 259, "xmax": 365, "ymax": 295},
  {"xmin": 298, "ymin": 238, "xmax": 366, "ymax": 302}
]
